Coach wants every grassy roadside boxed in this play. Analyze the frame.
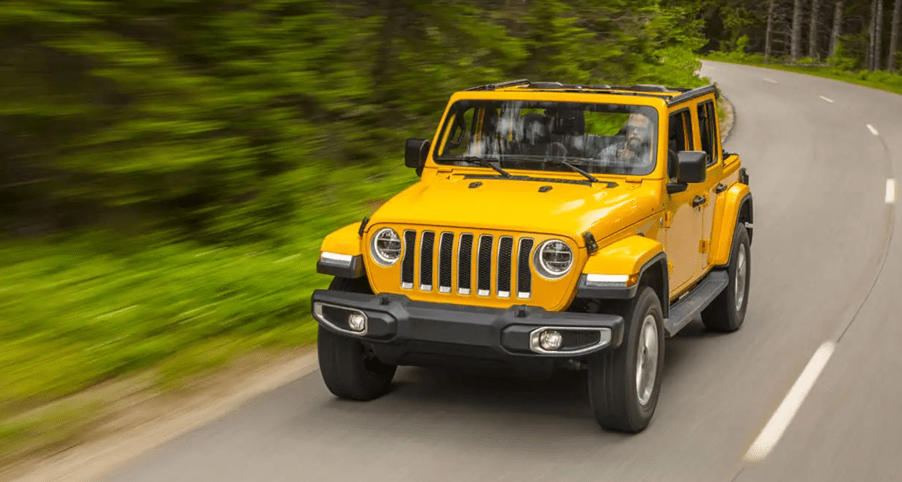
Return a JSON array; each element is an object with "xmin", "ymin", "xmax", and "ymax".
[
  {"xmin": 703, "ymin": 53, "xmax": 902, "ymax": 96},
  {"xmin": 0, "ymin": 239, "xmax": 322, "ymax": 466},
  {"xmin": 0, "ymin": 165, "xmax": 415, "ymax": 467}
]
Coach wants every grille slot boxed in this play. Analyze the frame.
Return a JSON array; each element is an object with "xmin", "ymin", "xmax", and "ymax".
[
  {"xmin": 438, "ymin": 232, "xmax": 454, "ymax": 293},
  {"xmin": 401, "ymin": 230, "xmax": 416, "ymax": 289},
  {"xmin": 496, "ymin": 237, "xmax": 514, "ymax": 297},
  {"xmin": 477, "ymin": 235, "xmax": 493, "ymax": 296},
  {"xmin": 419, "ymin": 231, "xmax": 435, "ymax": 291},
  {"xmin": 458, "ymin": 234, "xmax": 474, "ymax": 294},
  {"xmin": 397, "ymin": 230, "xmax": 540, "ymax": 301},
  {"xmin": 517, "ymin": 238, "xmax": 534, "ymax": 298}
]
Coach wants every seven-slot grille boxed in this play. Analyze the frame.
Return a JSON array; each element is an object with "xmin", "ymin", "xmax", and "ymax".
[{"xmin": 400, "ymin": 229, "xmax": 535, "ymax": 299}]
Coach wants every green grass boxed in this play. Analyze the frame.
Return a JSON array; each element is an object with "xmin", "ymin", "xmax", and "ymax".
[
  {"xmin": 703, "ymin": 52, "xmax": 902, "ymax": 96},
  {"xmin": 0, "ymin": 162, "xmax": 417, "ymax": 464}
]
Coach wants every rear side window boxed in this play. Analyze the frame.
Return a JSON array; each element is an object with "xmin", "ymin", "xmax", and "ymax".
[
  {"xmin": 668, "ymin": 110, "xmax": 692, "ymax": 152},
  {"xmin": 667, "ymin": 110, "xmax": 693, "ymax": 180},
  {"xmin": 697, "ymin": 101, "xmax": 719, "ymax": 165}
]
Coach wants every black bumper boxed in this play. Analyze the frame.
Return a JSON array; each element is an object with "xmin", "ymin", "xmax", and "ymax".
[{"xmin": 310, "ymin": 290, "xmax": 624, "ymax": 362}]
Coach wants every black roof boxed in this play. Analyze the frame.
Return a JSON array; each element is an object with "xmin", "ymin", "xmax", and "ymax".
[{"xmin": 463, "ymin": 79, "xmax": 718, "ymax": 105}]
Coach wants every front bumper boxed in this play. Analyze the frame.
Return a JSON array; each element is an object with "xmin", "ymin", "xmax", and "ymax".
[{"xmin": 311, "ymin": 290, "xmax": 624, "ymax": 361}]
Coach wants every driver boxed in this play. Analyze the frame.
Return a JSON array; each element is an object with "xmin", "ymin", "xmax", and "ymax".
[{"xmin": 600, "ymin": 113, "xmax": 653, "ymax": 167}]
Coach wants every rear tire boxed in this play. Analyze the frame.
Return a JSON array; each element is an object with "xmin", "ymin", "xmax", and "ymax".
[
  {"xmin": 317, "ymin": 277, "xmax": 397, "ymax": 401},
  {"xmin": 587, "ymin": 287, "xmax": 665, "ymax": 433},
  {"xmin": 702, "ymin": 224, "xmax": 751, "ymax": 332}
]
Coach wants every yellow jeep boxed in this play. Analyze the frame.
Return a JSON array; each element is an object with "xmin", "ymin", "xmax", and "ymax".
[{"xmin": 312, "ymin": 80, "xmax": 753, "ymax": 433}]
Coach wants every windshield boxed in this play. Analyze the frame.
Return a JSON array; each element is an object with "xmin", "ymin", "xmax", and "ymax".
[{"xmin": 433, "ymin": 100, "xmax": 659, "ymax": 176}]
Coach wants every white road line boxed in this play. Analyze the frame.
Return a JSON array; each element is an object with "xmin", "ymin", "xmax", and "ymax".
[
  {"xmin": 887, "ymin": 179, "xmax": 897, "ymax": 204},
  {"xmin": 819, "ymin": 96, "xmax": 834, "ymax": 103},
  {"xmin": 867, "ymin": 124, "xmax": 879, "ymax": 136},
  {"xmin": 763, "ymin": 78, "xmax": 778, "ymax": 84},
  {"xmin": 744, "ymin": 341, "xmax": 835, "ymax": 462}
]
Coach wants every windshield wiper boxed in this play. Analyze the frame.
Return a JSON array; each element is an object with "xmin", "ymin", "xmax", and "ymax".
[
  {"xmin": 557, "ymin": 160, "xmax": 600, "ymax": 184},
  {"xmin": 459, "ymin": 156, "xmax": 512, "ymax": 178},
  {"xmin": 501, "ymin": 155, "xmax": 602, "ymax": 184}
]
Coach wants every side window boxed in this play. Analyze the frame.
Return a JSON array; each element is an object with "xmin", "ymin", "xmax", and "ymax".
[
  {"xmin": 697, "ymin": 101, "xmax": 719, "ymax": 165},
  {"xmin": 667, "ymin": 110, "xmax": 693, "ymax": 179}
]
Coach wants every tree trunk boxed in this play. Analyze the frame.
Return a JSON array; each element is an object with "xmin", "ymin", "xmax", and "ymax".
[
  {"xmin": 869, "ymin": 0, "xmax": 877, "ymax": 70},
  {"xmin": 766, "ymin": 0, "xmax": 777, "ymax": 63},
  {"xmin": 830, "ymin": 1, "xmax": 843, "ymax": 57},
  {"xmin": 876, "ymin": 0, "xmax": 885, "ymax": 70},
  {"xmin": 810, "ymin": 0, "xmax": 821, "ymax": 58},
  {"xmin": 890, "ymin": 0, "xmax": 901, "ymax": 70},
  {"xmin": 792, "ymin": 0, "xmax": 804, "ymax": 61}
]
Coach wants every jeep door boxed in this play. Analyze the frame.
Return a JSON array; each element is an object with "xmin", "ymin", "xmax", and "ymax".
[
  {"xmin": 663, "ymin": 107, "xmax": 706, "ymax": 295},
  {"xmin": 694, "ymin": 98, "xmax": 722, "ymax": 274}
]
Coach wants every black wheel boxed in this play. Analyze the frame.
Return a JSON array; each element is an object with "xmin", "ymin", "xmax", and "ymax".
[
  {"xmin": 317, "ymin": 277, "xmax": 397, "ymax": 401},
  {"xmin": 701, "ymin": 223, "xmax": 751, "ymax": 332},
  {"xmin": 587, "ymin": 287, "xmax": 665, "ymax": 433}
]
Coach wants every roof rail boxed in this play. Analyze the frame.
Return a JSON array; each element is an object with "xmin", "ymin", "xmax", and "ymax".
[
  {"xmin": 628, "ymin": 84, "xmax": 674, "ymax": 93},
  {"xmin": 527, "ymin": 81, "xmax": 566, "ymax": 89},
  {"xmin": 465, "ymin": 79, "xmax": 531, "ymax": 91},
  {"xmin": 666, "ymin": 84, "xmax": 718, "ymax": 105}
]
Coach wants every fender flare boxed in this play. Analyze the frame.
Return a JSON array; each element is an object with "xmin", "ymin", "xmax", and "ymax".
[
  {"xmin": 710, "ymin": 186, "xmax": 753, "ymax": 267},
  {"xmin": 317, "ymin": 222, "xmax": 366, "ymax": 279},
  {"xmin": 576, "ymin": 236, "xmax": 670, "ymax": 318}
]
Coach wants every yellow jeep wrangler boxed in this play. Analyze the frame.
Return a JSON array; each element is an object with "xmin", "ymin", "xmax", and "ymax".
[{"xmin": 312, "ymin": 80, "xmax": 753, "ymax": 433}]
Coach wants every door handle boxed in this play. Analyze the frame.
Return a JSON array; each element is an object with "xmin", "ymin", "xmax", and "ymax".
[
  {"xmin": 692, "ymin": 195, "xmax": 706, "ymax": 207},
  {"xmin": 715, "ymin": 183, "xmax": 727, "ymax": 194}
]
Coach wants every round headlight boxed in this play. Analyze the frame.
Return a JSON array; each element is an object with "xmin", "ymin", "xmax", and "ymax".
[
  {"xmin": 535, "ymin": 239, "xmax": 573, "ymax": 278},
  {"xmin": 371, "ymin": 228, "xmax": 402, "ymax": 266}
]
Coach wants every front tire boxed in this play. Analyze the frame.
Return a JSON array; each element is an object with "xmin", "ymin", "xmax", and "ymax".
[
  {"xmin": 587, "ymin": 287, "xmax": 665, "ymax": 433},
  {"xmin": 702, "ymin": 223, "xmax": 751, "ymax": 332},
  {"xmin": 317, "ymin": 277, "xmax": 397, "ymax": 401}
]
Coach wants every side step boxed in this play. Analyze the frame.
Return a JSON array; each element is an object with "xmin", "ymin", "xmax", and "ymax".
[{"xmin": 663, "ymin": 271, "xmax": 729, "ymax": 337}]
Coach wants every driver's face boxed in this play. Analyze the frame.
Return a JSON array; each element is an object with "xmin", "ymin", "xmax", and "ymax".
[{"xmin": 624, "ymin": 114, "xmax": 651, "ymax": 147}]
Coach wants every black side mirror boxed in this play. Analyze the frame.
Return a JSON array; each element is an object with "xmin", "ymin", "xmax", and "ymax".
[
  {"xmin": 667, "ymin": 151, "xmax": 706, "ymax": 194},
  {"xmin": 405, "ymin": 139, "xmax": 430, "ymax": 173}
]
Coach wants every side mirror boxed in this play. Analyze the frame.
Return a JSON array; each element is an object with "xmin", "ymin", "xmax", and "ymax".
[
  {"xmin": 666, "ymin": 151, "xmax": 706, "ymax": 193},
  {"xmin": 405, "ymin": 138, "xmax": 430, "ymax": 172}
]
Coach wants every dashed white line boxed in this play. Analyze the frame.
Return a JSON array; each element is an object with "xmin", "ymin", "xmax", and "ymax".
[
  {"xmin": 744, "ymin": 341, "xmax": 836, "ymax": 462},
  {"xmin": 763, "ymin": 78, "xmax": 778, "ymax": 84},
  {"xmin": 887, "ymin": 179, "xmax": 897, "ymax": 204},
  {"xmin": 819, "ymin": 96, "xmax": 834, "ymax": 103},
  {"xmin": 867, "ymin": 124, "xmax": 879, "ymax": 136},
  {"xmin": 0, "ymin": 285, "xmax": 20, "ymax": 293}
]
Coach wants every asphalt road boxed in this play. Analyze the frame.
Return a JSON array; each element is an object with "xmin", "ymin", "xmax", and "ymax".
[{"xmin": 98, "ymin": 61, "xmax": 901, "ymax": 482}]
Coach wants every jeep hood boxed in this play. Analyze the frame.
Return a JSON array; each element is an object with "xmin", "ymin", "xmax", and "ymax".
[{"xmin": 369, "ymin": 176, "xmax": 660, "ymax": 245}]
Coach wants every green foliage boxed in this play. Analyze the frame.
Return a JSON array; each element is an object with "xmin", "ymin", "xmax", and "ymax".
[
  {"xmin": 0, "ymin": 0, "xmax": 706, "ymax": 243},
  {"xmin": 828, "ymin": 40, "xmax": 860, "ymax": 71}
]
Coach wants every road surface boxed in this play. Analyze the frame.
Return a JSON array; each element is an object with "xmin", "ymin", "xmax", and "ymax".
[{"xmin": 98, "ymin": 61, "xmax": 902, "ymax": 482}]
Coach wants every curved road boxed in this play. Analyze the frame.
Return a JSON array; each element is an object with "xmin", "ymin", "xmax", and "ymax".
[{"xmin": 97, "ymin": 61, "xmax": 901, "ymax": 482}]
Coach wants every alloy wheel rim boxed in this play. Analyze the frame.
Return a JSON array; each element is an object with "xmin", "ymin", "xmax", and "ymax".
[
  {"xmin": 636, "ymin": 314, "xmax": 658, "ymax": 406},
  {"xmin": 735, "ymin": 246, "xmax": 747, "ymax": 311}
]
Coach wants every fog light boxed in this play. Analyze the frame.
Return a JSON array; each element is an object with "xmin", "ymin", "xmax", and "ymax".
[
  {"xmin": 539, "ymin": 330, "xmax": 562, "ymax": 351},
  {"xmin": 347, "ymin": 313, "xmax": 366, "ymax": 332}
]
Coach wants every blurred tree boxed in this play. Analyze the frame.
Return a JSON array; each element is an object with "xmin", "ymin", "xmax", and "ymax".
[
  {"xmin": 792, "ymin": 0, "xmax": 804, "ymax": 61},
  {"xmin": 890, "ymin": 0, "xmax": 901, "ymax": 70},
  {"xmin": 0, "ymin": 0, "xmax": 707, "ymax": 242}
]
